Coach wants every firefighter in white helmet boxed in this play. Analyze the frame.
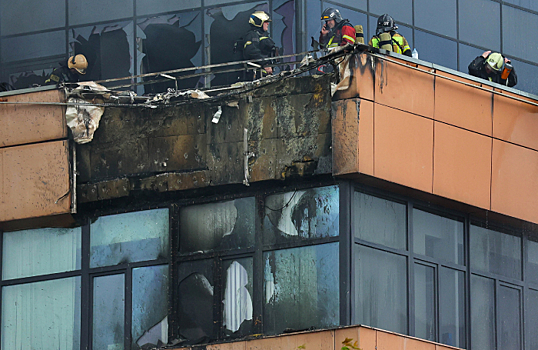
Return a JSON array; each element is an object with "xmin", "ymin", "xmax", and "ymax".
[
  {"xmin": 468, "ymin": 51, "xmax": 517, "ymax": 87},
  {"xmin": 45, "ymin": 54, "xmax": 88, "ymax": 84},
  {"xmin": 242, "ymin": 11, "xmax": 276, "ymax": 77}
]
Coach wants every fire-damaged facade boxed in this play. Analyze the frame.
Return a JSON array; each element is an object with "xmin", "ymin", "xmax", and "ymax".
[{"xmin": 3, "ymin": 1, "xmax": 538, "ymax": 350}]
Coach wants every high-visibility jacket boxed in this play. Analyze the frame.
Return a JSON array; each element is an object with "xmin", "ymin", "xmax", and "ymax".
[
  {"xmin": 319, "ymin": 21, "xmax": 356, "ymax": 48},
  {"xmin": 369, "ymin": 32, "xmax": 411, "ymax": 56}
]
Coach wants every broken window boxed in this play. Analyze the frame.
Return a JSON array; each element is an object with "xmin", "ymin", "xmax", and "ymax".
[
  {"xmin": 222, "ymin": 258, "xmax": 254, "ymax": 337},
  {"xmin": 179, "ymin": 197, "xmax": 255, "ymax": 254},
  {"xmin": 93, "ymin": 274, "xmax": 125, "ymax": 350},
  {"xmin": 132, "ymin": 265, "xmax": 169, "ymax": 349},
  {"xmin": 264, "ymin": 185, "xmax": 339, "ymax": 244},
  {"xmin": 2, "ymin": 277, "xmax": 81, "ymax": 350},
  {"xmin": 3, "ymin": 226, "xmax": 81, "ymax": 280},
  {"xmin": 263, "ymin": 243, "xmax": 339, "ymax": 334},
  {"xmin": 90, "ymin": 208, "xmax": 169, "ymax": 267},
  {"xmin": 177, "ymin": 259, "xmax": 215, "ymax": 342}
]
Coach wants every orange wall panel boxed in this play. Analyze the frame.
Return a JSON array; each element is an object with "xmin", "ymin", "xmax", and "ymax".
[
  {"xmin": 493, "ymin": 93, "xmax": 538, "ymax": 151},
  {"xmin": 433, "ymin": 122, "xmax": 491, "ymax": 210},
  {"xmin": 332, "ymin": 99, "xmax": 360, "ymax": 176},
  {"xmin": 0, "ymin": 89, "xmax": 67, "ymax": 148},
  {"xmin": 374, "ymin": 59, "xmax": 434, "ymax": 119},
  {"xmin": 434, "ymin": 72, "xmax": 493, "ymax": 136},
  {"xmin": 374, "ymin": 104, "xmax": 434, "ymax": 193},
  {"xmin": 491, "ymin": 139, "xmax": 538, "ymax": 224},
  {"xmin": 359, "ymin": 99, "xmax": 374, "ymax": 176},
  {"xmin": 1, "ymin": 140, "xmax": 71, "ymax": 222}
]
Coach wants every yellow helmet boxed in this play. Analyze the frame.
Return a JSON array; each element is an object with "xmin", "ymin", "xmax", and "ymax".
[
  {"xmin": 249, "ymin": 11, "xmax": 271, "ymax": 27},
  {"xmin": 68, "ymin": 54, "xmax": 88, "ymax": 74},
  {"xmin": 486, "ymin": 52, "xmax": 504, "ymax": 72}
]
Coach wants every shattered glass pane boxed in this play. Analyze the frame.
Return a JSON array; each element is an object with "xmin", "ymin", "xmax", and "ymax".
[
  {"xmin": 93, "ymin": 274, "xmax": 125, "ymax": 350},
  {"xmin": 133, "ymin": 265, "xmax": 169, "ymax": 349},
  {"xmin": 1, "ymin": 277, "xmax": 81, "ymax": 350},
  {"xmin": 264, "ymin": 186, "xmax": 339, "ymax": 244},
  {"xmin": 263, "ymin": 243, "xmax": 339, "ymax": 334},
  {"xmin": 90, "ymin": 208, "xmax": 169, "ymax": 268},
  {"xmin": 177, "ymin": 259, "xmax": 215, "ymax": 342},
  {"xmin": 354, "ymin": 191, "xmax": 407, "ymax": 250},
  {"xmin": 180, "ymin": 197, "xmax": 255, "ymax": 254},
  {"xmin": 3, "ymin": 227, "xmax": 81, "ymax": 280},
  {"xmin": 222, "ymin": 258, "xmax": 254, "ymax": 337}
]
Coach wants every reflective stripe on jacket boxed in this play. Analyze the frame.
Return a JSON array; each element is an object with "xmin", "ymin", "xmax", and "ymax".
[{"xmin": 369, "ymin": 33, "xmax": 411, "ymax": 55}]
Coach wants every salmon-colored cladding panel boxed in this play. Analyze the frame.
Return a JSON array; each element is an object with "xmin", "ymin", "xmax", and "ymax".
[
  {"xmin": 375, "ymin": 104, "xmax": 433, "ymax": 193},
  {"xmin": 493, "ymin": 92, "xmax": 538, "ymax": 151},
  {"xmin": 0, "ymin": 89, "xmax": 67, "ymax": 148},
  {"xmin": 358, "ymin": 100, "xmax": 374, "ymax": 176},
  {"xmin": 433, "ymin": 122, "xmax": 492, "ymax": 210},
  {"xmin": 435, "ymin": 72, "xmax": 493, "ymax": 136},
  {"xmin": 1, "ymin": 140, "xmax": 71, "ymax": 222},
  {"xmin": 374, "ymin": 58, "xmax": 434, "ymax": 119},
  {"xmin": 491, "ymin": 139, "xmax": 538, "ymax": 224}
]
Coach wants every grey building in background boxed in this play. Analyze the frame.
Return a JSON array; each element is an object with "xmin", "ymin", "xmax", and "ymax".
[{"xmin": 1, "ymin": 0, "xmax": 536, "ymax": 94}]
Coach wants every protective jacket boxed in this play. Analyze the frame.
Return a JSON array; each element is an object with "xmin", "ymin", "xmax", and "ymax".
[
  {"xmin": 468, "ymin": 54, "xmax": 517, "ymax": 87},
  {"xmin": 243, "ymin": 26, "xmax": 276, "ymax": 68},
  {"xmin": 369, "ymin": 32, "xmax": 411, "ymax": 56},
  {"xmin": 319, "ymin": 21, "xmax": 356, "ymax": 48},
  {"xmin": 45, "ymin": 60, "xmax": 80, "ymax": 85}
]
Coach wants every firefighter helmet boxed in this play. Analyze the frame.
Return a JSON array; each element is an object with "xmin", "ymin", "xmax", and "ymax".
[
  {"xmin": 68, "ymin": 54, "xmax": 88, "ymax": 74},
  {"xmin": 486, "ymin": 52, "xmax": 505, "ymax": 72},
  {"xmin": 249, "ymin": 11, "xmax": 271, "ymax": 27},
  {"xmin": 376, "ymin": 14, "xmax": 398, "ymax": 35},
  {"xmin": 321, "ymin": 8, "xmax": 343, "ymax": 24}
]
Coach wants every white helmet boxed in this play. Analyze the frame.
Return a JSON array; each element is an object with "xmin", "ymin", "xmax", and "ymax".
[{"xmin": 249, "ymin": 11, "xmax": 271, "ymax": 27}]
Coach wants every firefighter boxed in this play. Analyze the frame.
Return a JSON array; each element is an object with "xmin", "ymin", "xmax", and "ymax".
[
  {"xmin": 369, "ymin": 14, "xmax": 411, "ymax": 57},
  {"xmin": 45, "ymin": 54, "xmax": 88, "ymax": 84},
  {"xmin": 319, "ymin": 7, "xmax": 356, "ymax": 48},
  {"xmin": 468, "ymin": 51, "xmax": 517, "ymax": 87},
  {"xmin": 243, "ymin": 11, "xmax": 276, "ymax": 76}
]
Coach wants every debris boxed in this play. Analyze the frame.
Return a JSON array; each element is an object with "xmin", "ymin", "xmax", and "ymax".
[
  {"xmin": 212, "ymin": 106, "xmax": 223, "ymax": 124},
  {"xmin": 65, "ymin": 97, "xmax": 105, "ymax": 144}
]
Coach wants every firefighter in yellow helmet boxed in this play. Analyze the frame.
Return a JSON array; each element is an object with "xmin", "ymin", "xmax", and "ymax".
[
  {"xmin": 468, "ymin": 51, "xmax": 517, "ymax": 87},
  {"xmin": 369, "ymin": 14, "xmax": 411, "ymax": 56},
  {"xmin": 45, "ymin": 54, "xmax": 88, "ymax": 84},
  {"xmin": 243, "ymin": 11, "xmax": 276, "ymax": 77}
]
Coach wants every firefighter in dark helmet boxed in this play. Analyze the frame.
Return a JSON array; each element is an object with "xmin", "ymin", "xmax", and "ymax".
[
  {"xmin": 319, "ymin": 7, "xmax": 356, "ymax": 48},
  {"xmin": 369, "ymin": 14, "xmax": 411, "ymax": 57},
  {"xmin": 243, "ymin": 11, "xmax": 276, "ymax": 76},
  {"xmin": 45, "ymin": 54, "xmax": 88, "ymax": 84}
]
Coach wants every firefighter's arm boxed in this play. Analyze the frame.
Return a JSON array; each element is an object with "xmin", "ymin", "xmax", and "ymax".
[
  {"xmin": 340, "ymin": 25, "xmax": 356, "ymax": 45},
  {"xmin": 468, "ymin": 56, "xmax": 485, "ymax": 77},
  {"xmin": 507, "ymin": 65, "xmax": 518, "ymax": 87}
]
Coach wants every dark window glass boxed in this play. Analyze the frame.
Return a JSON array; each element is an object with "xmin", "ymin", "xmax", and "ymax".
[
  {"xmin": 1, "ymin": 277, "xmax": 81, "ymax": 350},
  {"xmin": 132, "ymin": 265, "xmax": 169, "ymax": 349},
  {"xmin": 1, "ymin": 31, "xmax": 65, "ymax": 63},
  {"xmin": 93, "ymin": 274, "xmax": 125, "ymax": 350},
  {"xmin": 369, "ymin": 0, "xmax": 412, "ymax": 26},
  {"xmin": 507, "ymin": 58, "xmax": 538, "ymax": 96},
  {"xmin": 273, "ymin": 0, "xmax": 296, "ymax": 61},
  {"xmin": 222, "ymin": 258, "xmax": 254, "ymax": 337},
  {"xmin": 527, "ymin": 239, "xmax": 538, "ymax": 284},
  {"xmin": 471, "ymin": 275, "xmax": 495, "ymax": 350},
  {"xmin": 137, "ymin": 11, "xmax": 202, "ymax": 94},
  {"xmin": 413, "ymin": 209, "xmax": 464, "ymax": 265},
  {"xmin": 498, "ymin": 286, "xmax": 521, "ymax": 350},
  {"xmin": 177, "ymin": 259, "xmax": 215, "ymax": 341},
  {"xmin": 90, "ymin": 208, "xmax": 169, "ymax": 268},
  {"xmin": 526, "ymin": 289, "xmax": 538, "ymax": 350},
  {"xmin": 354, "ymin": 245, "xmax": 407, "ymax": 334},
  {"xmin": 440, "ymin": 267, "xmax": 465, "ymax": 348},
  {"xmin": 180, "ymin": 197, "xmax": 255, "ymax": 253},
  {"xmin": 470, "ymin": 225, "xmax": 521, "ymax": 280},
  {"xmin": 502, "ymin": 5, "xmax": 538, "ymax": 63},
  {"xmin": 3, "ymin": 227, "xmax": 81, "ymax": 280},
  {"xmin": 459, "ymin": 0, "xmax": 500, "ymax": 52},
  {"xmin": 414, "ymin": 0, "xmax": 456, "ymax": 38},
  {"xmin": 0, "ymin": 0, "xmax": 65, "ymax": 35},
  {"xmin": 459, "ymin": 43, "xmax": 487, "ymax": 74},
  {"xmin": 136, "ymin": 0, "xmax": 201, "ymax": 16},
  {"xmin": 354, "ymin": 191, "xmax": 406, "ymax": 250},
  {"xmin": 414, "ymin": 264, "xmax": 435, "ymax": 341},
  {"xmin": 322, "ymin": 0, "xmax": 367, "ymax": 12},
  {"xmin": 414, "ymin": 30, "xmax": 457, "ymax": 70},
  {"xmin": 264, "ymin": 243, "xmax": 339, "ymax": 334},
  {"xmin": 503, "ymin": 0, "xmax": 538, "ymax": 12},
  {"xmin": 68, "ymin": 0, "xmax": 133, "ymax": 26},
  {"xmin": 264, "ymin": 186, "xmax": 339, "ymax": 245},
  {"xmin": 307, "ymin": 0, "xmax": 322, "ymax": 48}
]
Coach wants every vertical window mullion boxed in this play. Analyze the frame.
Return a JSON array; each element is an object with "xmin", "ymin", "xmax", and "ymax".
[
  {"xmin": 339, "ymin": 181, "xmax": 352, "ymax": 326},
  {"xmin": 465, "ymin": 216, "xmax": 472, "ymax": 349},
  {"xmin": 408, "ymin": 202, "xmax": 414, "ymax": 337},
  {"xmin": 125, "ymin": 267, "xmax": 132, "ymax": 350},
  {"xmin": 253, "ymin": 195, "xmax": 264, "ymax": 334},
  {"xmin": 81, "ymin": 220, "xmax": 91, "ymax": 349}
]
